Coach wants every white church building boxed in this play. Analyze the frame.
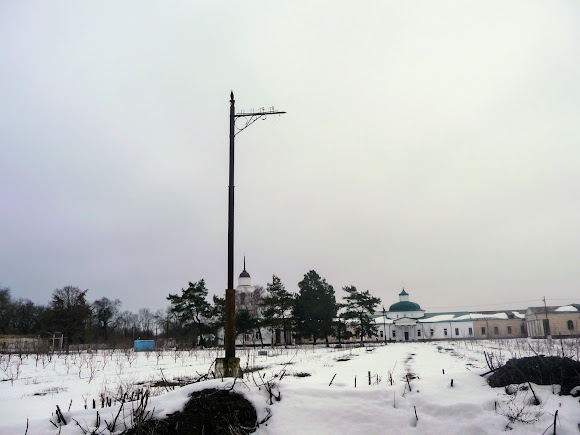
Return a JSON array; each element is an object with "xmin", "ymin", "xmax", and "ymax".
[
  {"xmin": 373, "ymin": 289, "xmax": 527, "ymax": 342},
  {"xmin": 216, "ymin": 260, "xmax": 292, "ymax": 347},
  {"xmin": 385, "ymin": 289, "xmax": 425, "ymax": 341},
  {"xmin": 374, "ymin": 289, "xmax": 477, "ymax": 342}
]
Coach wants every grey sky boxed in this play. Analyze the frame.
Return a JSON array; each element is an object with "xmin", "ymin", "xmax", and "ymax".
[{"xmin": 1, "ymin": 1, "xmax": 579, "ymax": 313}]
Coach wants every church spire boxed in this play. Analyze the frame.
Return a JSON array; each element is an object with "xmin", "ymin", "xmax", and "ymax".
[{"xmin": 239, "ymin": 256, "xmax": 250, "ymax": 279}]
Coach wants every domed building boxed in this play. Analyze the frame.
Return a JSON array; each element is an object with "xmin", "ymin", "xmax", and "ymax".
[
  {"xmin": 236, "ymin": 257, "xmax": 254, "ymax": 293},
  {"xmin": 387, "ymin": 289, "xmax": 425, "ymax": 341},
  {"xmin": 231, "ymin": 257, "xmax": 292, "ymax": 346}
]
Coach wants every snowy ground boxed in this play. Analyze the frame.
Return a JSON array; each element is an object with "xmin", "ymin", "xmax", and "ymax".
[{"xmin": 0, "ymin": 339, "xmax": 579, "ymax": 434}]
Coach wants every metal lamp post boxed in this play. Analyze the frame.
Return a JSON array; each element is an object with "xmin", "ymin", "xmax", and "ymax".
[
  {"xmin": 215, "ymin": 92, "xmax": 285, "ymax": 378},
  {"xmin": 382, "ymin": 307, "xmax": 387, "ymax": 344}
]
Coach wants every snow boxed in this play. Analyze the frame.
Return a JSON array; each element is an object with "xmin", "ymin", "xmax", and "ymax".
[
  {"xmin": 1, "ymin": 340, "xmax": 579, "ymax": 434},
  {"xmin": 419, "ymin": 314, "xmax": 457, "ymax": 322},
  {"xmin": 556, "ymin": 305, "xmax": 579, "ymax": 312},
  {"xmin": 469, "ymin": 313, "xmax": 509, "ymax": 320},
  {"xmin": 417, "ymin": 312, "xmax": 526, "ymax": 322}
]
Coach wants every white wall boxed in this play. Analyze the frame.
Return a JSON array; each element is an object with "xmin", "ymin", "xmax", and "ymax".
[
  {"xmin": 386, "ymin": 311, "xmax": 424, "ymax": 320},
  {"xmin": 418, "ymin": 321, "xmax": 474, "ymax": 340}
]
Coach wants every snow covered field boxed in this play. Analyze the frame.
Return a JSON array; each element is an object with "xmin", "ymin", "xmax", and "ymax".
[{"xmin": 0, "ymin": 339, "xmax": 579, "ymax": 434}]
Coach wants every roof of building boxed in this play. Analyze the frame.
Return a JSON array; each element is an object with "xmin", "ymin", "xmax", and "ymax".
[
  {"xmin": 419, "ymin": 312, "xmax": 469, "ymax": 323},
  {"xmin": 399, "ymin": 289, "xmax": 408, "ymax": 296},
  {"xmin": 555, "ymin": 304, "xmax": 580, "ymax": 312},
  {"xmin": 372, "ymin": 309, "xmax": 527, "ymax": 324},
  {"xmin": 527, "ymin": 306, "xmax": 560, "ymax": 314},
  {"xmin": 239, "ymin": 256, "xmax": 250, "ymax": 278},
  {"xmin": 527, "ymin": 305, "xmax": 580, "ymax": 314},
  {"xmin": 389, "ymin": 300, "xmax": 423, "ymax": 312}
]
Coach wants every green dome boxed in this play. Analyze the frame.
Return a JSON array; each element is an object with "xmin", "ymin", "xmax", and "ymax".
[{"xmin": 389, "ymin": 301, "xmax": 422, "ymax": 312}]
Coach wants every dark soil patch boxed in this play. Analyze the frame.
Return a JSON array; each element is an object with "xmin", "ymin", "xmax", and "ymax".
[
  {"xmin": 293, "ymin": 372, "xmax": 311, "ymax": 378},
  {"xmin": 336, "ymin": 357, "xmax": 351, "ymax": 362},
  {"xmin": 125, "ymin": 388, "xmax": 257, "ymax": 434},
  {"xmin": 243, "ymin": 366, "xmax": 266, "ymax": 374},
  {"xmin": 488, "ymin": 356, "xmax": 580, "ymax": 395},
  {"xmin": 148, "ymin": 377, "xmax": 197, "ymax": 388}
]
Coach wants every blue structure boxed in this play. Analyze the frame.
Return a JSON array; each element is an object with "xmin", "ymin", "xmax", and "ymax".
[{"xmin": 134, "ymin": 340, "xmax": 155, "ymax": 351}]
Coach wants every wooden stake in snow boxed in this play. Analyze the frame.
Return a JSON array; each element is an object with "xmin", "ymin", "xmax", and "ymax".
[
  {"xmin": 442, "ymin": 369, "xmax": 445, "ymax": 374},
  {"xmin": 368, "ymin": 371, "xmax": 371, "ymax": 385},
  {"xmin": 355, "ymin": 375, "xmax": 357, "ymax": 388},
  {"xmin": 553, "ymin": 409, "xmax": 558, "ymax": 435},
  {"xmin": 393, "ymin": 391, "xmax": 396, "ymax": 408},
  {"xmin": 450, "ymin": 379, "xmax": 454, "ymax": 387},
  {"xmin": 414, "ymin": 405, "xmax": 418, "ymax": 421},
  {"xmin": 329, "ymin": 374, "xmax": 337, "ymax": 386},
  {"xmin": 528, "ymin": 382, "xmax": 540, "ymax": 405}
]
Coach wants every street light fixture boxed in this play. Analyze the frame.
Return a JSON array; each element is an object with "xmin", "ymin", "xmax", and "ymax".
[{"xmin": 215, "ymin": 92, "xmax": 285, "ymax": 378}]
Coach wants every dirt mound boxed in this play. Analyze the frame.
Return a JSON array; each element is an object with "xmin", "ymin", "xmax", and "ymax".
[
  {"xmin": 488, "ymin": 356, "xmax": 580, "ymax": 395},
  {"xmin": 125, "ymin": 388, "xmax": 257, "ymax": 434}
]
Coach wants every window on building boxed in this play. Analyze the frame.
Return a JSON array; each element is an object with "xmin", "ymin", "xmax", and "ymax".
[
  {"xmin": 481, "ymin": 327, "xmax": 486, "ymax": 335},
  {"xmin": 380, "ymin": 330, "xmax": 384, "ymax": 337},
  {"xmin": 568, "ymin": 320, "xmax": 574, "ymax": 330},
  {"xmin": 493, "ymin": 326, "xmax": 499, "ymax": 335},
  {"xmin": 392, "ymin": 330, "xmax": 396, "ymax": 338},
  {"xmin": 430, "ymin": 329, "xmax": 434, "ymax": 336},
  {"xmin": 468, "ymin": 327, "xmax": 473, "ymax": 335},
  {"xmin": 417, "ymin": 329, "xmax": 421, "ymax": 337},
  {"xmin": 444, "ymin": 328, "xmax": 448, "ymax": 336},
  {"xmin": 455, "ymin": 328, "xmax": 459, "ymax": 336},
  {"xmin": 507, "ymin": 326, "xmax": 512, "ymax": 335}
]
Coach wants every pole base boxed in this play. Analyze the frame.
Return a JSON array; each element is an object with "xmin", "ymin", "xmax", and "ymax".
[{"xmin": 215, "ymin": 357, "xmax": 243, "ymax": 378}]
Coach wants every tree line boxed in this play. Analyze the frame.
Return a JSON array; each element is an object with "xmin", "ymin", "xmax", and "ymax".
[
  {"xmin": 0, "ymin": 270, "xmax": 381, "ymax": 349},
  {"xmin": 0, "ymin": 285, "xmax": 171, "ymax": 349},
  {"xmin": 166, "ymin": 270, "xmax": 381, "ymax": 347}
]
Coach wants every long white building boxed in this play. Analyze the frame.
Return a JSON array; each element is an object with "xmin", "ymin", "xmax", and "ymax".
[{"xmin": 371, "ymin": 289, "xmax": 528, "ymax": 342}]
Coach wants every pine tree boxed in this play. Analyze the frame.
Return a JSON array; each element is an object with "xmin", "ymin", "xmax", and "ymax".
[
  {"xmin": 167, "ymin": 280, "xmax": 212, "ymax": 346},
  {"xmin": 208, "ymin": 294, "xmax": 225, "ymax": 331},
  {"xmin": 43, "ymin": 286, "xmax": 92, "ymax": 351},
  {"xmin": 236, "ymin": 309, "xmax": 260, "ymax": 346},
  {"xmin": 342, "ymin": 285, "xmax": 381, "ymax": 346},
  {"xmin": 293, "ymin": 270, "xmax": 337, "ymax": 346},
  {"xmin": 261, "ymin": 275, "xmax": 294, "ymax": 347}
]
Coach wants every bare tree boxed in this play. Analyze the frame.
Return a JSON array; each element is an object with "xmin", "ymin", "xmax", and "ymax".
[
  {"xmin": 92, "ymin": 297, "xmax": 121, "ymax": 341},
  {"xmin": 12, "ymin": 299, "xmax": 45, "ymax": 335},
  {"xmin": 138, "ymin": 308, "xmax": 155, "ymax": 339},
  {"xmin": 116, "ymin": 310, "xmax": 139, "ymax": 339}
]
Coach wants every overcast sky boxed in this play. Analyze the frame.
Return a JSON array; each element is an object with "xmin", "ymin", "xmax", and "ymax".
[{"xmin": 1, "ymin": 1, "xmax": 579, "ymax": 314}]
